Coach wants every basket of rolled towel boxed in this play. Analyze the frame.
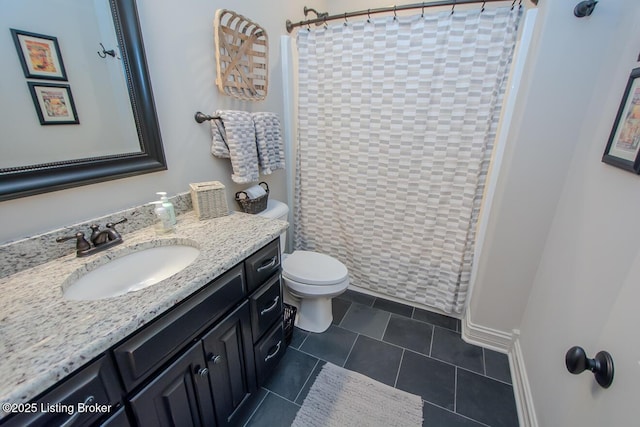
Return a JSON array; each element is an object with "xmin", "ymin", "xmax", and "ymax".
[{"xmin": 235, "ymin": 182, "xmax": 269, "ymax": 214}]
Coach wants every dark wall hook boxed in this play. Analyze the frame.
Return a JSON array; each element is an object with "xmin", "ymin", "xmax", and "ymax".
[
  {"xmin": 97, "ymin": 43, "xmax": 117, "ymax": 59},
  {"xmin": 565, "ymin": 346, "xmax": 614, "ymax": 388},
  {"xmin": 574, "ymin": 0, "xmax": 598, "ymax": 17}
]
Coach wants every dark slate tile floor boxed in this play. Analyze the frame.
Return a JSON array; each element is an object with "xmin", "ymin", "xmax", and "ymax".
[{"xmin": 242, "ymin": 290, "xmax": 518, "ymax": 427}]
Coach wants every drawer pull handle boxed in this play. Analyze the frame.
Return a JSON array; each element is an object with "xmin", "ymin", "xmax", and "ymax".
[
  {"xmin": 195, "ymin": 367, "xmax": 209, "ymax": 377},
  {"xmin": 60, "ymin": 395, "xmax": 94, "ymax": 427},
  {"xmin": 260, "ymin": 296, "xmax": 280, "ymax": 315},
  {"xmin": 264, "ymin": 340, "xmax": 282, "ymax": 362},
  {"xmin": 209, "ymin": 354, "xmax": 223, "ymax": 364},
  {"xmin": 256, "ymin": 256, "xmax": 278, "ymax": 273}
]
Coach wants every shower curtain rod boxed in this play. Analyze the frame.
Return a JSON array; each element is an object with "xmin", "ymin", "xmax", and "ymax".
[{"xmin": 285, "ymin": 0, "xmax": 534, "ymax": 33}]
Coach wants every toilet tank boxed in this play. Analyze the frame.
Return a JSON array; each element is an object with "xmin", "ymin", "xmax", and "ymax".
[{"xmin": 257, "ymin": 199, "xmax": 289, "ymax": 253}]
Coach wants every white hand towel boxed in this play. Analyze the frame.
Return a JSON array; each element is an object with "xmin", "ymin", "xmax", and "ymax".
[
  {"xmin": 210, "ymin": 110, "xmax": 259, "ymax": 183},
  {"xmin": 243, "ymin": 184, "xmax": 267, "ymax": 199},
  {"xmin": 252, "ymin": 112, "xmax": 285, "ymax": 175}
]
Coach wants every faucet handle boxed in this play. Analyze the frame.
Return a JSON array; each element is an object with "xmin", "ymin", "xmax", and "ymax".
[
  {"xmin": 106, "ymin": 217, "xmax": 127, "ymax": 229},
  {"xmin": 56, "ymin": 232, "xmax": 91, "ymax": 253},
  {"xmin": 106, "ymin": 218, "xmax": 127, "ymax": 240}
]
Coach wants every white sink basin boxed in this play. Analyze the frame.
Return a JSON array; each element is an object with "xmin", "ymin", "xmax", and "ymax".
[{"xmin": 63, "ymin": 244, "xmax": 200, "ymax": 301}]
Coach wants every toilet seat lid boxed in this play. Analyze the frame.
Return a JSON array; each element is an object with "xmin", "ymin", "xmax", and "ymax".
[{"xmin": 282, "ymin": 251, "xmax": 348, "ymax": 286}]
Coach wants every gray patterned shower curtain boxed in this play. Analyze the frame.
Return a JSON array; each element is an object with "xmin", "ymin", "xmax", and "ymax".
[{"xmin": 294, "ymin": 7, "xmax": 521, "ymax": 314}]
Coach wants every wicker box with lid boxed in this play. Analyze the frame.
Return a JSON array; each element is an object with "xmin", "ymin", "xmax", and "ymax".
[{"xmin": 189, "ymin": 181, "xmax": 229, "ymax": 219}]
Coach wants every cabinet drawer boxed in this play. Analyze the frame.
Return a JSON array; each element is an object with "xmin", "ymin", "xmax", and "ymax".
[
  {"xmin": 254, "ymin": 321, "xmax": 285, "ymax": 386},
  {"xmin": 113, "ymin": 264, "xmax": 245, "ymax": 392},
  {"xmin": 245, "ymin": 239, "xmax": 280, "ymax": 294},
  {"xmin": 250, "ymin": 274, "xmax": 282, "ymax": 342},
  {"xmin": 2, "ymin": 355, "xmax": 121, "ymax": 427}
]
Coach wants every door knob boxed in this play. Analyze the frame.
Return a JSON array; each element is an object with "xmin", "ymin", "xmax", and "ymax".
[{"xmin": 565, "ymin": 346, "xmax": 614, "ymax": 388}]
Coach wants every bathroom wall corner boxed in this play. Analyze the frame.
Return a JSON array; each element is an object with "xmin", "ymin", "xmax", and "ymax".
[{"xmin": 461, "ymin": 306, "xmax": 513, "ymax": 353}]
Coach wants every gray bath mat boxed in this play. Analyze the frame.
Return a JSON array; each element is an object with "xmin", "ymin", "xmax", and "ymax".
[{"xmin": 292, "ymin": 363, "xmax": 423, "ymax": 427}]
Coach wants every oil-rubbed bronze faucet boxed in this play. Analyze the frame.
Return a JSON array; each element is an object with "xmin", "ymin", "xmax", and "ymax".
[{"xmin": 57, "ymin": 218, "xmax": 128, "ymax": 257}]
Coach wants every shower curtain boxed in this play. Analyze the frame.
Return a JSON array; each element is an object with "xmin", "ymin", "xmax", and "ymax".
[{"xmin": 294, "ymin": 6, "xmax": 522, "ymax": 314}]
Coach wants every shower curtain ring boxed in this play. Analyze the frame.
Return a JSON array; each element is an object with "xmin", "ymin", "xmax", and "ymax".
[
  {"xmin": 481, "ymin": 0, "xmax": 486, "ymax": 12},
  {"xmin": 393, "ymin": 5, "xmax": 397, "ymax": 21},
  {"xmin": 344, "ymin": 12, "xmax": 348, "ymax": 26},
  {"xmin": 421, "ymin": 2, "xmax": 425, "ymax": 17},
  {"xmin": 367, "ymin": 9, "xmax": 371, "ymax": 23},
  {"xmin": 451, "ymin": 0, "xmax": 457, "ymax": 15},
  {"xmin": 324, "ymin": 16, "xmax": 328, "ymax": 29},
  {"xmin": 511, "ymin": 0, "xmax": 516, "ymax": 10}
]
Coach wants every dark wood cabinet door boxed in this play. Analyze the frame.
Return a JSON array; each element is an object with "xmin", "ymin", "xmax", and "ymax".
[
  {"xmin": 202, "ymin": 301, "xmax": 256, "ymax": 427},
  {"xmin": 129, "ymin": 342, "xmax": 216, "ymax": 427}
]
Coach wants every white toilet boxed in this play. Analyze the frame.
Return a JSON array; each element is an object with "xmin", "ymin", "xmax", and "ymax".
[{"xmin": 258, "ymin": 199, "xmax": 349, "ymax": 333}]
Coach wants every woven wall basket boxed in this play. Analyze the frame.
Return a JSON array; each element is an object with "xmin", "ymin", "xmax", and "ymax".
[{"xmin": 214, "ymin": 9, "xmax": 268, "ymax": 101}]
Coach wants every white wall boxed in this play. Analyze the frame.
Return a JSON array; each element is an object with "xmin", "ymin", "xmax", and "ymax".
[
  {"xmin": 468, "ymin": 0, "xmax": 640, "ymax": 424},
  {"xmin": 516, "ymin": 1, "xmax": 640, "ymax": 424},
  {"xmin": 468, "ymin": 0, "xmax": 639, "ymax": 333},
  {"xmin": 0, "ymin": 0, "xmax": 326, "ymax": 243}
]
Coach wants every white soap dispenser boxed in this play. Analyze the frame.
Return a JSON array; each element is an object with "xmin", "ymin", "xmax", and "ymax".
[
  {"xmin": 156, "ymin": 192, "xmax": 176, "ymax": 225},
  {"xmin": 152, "ymin": 201, "xmax": 174, "ymax": 234}
]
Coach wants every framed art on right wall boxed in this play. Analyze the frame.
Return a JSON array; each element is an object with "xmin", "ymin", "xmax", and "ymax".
[{"xmin": 602, "ymin": 67, "xmax": 640, "ymax": 173}]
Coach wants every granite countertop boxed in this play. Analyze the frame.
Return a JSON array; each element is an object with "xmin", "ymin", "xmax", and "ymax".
[{"xmin": 0, "ymin": 211, "xmax": 287, "ymax": 413}]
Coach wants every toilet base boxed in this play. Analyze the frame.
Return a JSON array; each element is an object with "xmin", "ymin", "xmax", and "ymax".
[{"xmin": 295, "ymin": 297, "xmax": 333, "ymax": 333}]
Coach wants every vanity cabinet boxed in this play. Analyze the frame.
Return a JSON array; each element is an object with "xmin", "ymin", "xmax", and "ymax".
[{"xmin": 0, "ymin": 238, "xmax": 285, "ymax": 427}]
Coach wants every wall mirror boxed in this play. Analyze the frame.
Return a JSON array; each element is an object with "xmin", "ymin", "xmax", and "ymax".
[{"xmin": 0, "ymin": 0, "xmax": 166, "ymax": 201}]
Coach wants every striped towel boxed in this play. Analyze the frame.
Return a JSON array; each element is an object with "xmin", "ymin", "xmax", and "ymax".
[
  {"xmin": 210, "ymin": 110, "xmax": 259, "ymax": 183},
  {"xmin": 252, "ymin": 112, "xmax": 285, "ymax": 175}
]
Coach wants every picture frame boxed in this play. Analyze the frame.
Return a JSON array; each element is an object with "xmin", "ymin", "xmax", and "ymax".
[
  {"xmin": 10, "ymin": 29, "xmax": 68, "ymax": 80},
  {"xmin": 602, "ymin": 68, "xmax": 640, "ymax": 173},
  {"xmin": 27, "ymin": 82, "xmax": 79, "ymax": 125}
]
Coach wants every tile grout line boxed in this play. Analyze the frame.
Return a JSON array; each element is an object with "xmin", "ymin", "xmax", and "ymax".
[
  {"xmin": 379, "ymin": 311, "xmax": 392, "ymax": 341},
  {"xmin": 336, "ymin": 300, "xmax": 353, "ymax": 328},
  {"xmin": 482, "ymin": 347, "xmax": 487, "ymax": 376},
  {"xmin": 342, "ymin": 333, "xmax": 360, "ymax": 368},
  {"xmin": 242, "ymin": 389, "xmax": 270, "ymax": 427},
  {"xmin": 393, "ymin": 348, "xmax": 405, "ymax": 388},
  {"xmin": 456, "ymin": 364, "xmax": 515, "ymax": 387},
  {"xmin": 423, "ymin": 400, "xmax": 492, "ymax": 427},
  {"xmin": 299, "ymin": 330, "xmax": 310, "ymax": 348},
  {"xmin": 292, "ymin": 359, "xmax": 320, "ymax": 404},
  {"xmin": 453, "ymin": 366, "xmax": 458, "ymax": 413},
  {"xmin": 428, "ymin": 324, "xmax": 435, "ymax": 357},
  {"xmin": 262, "ymin": 388, "xmax": 302, "ymax": 408}
]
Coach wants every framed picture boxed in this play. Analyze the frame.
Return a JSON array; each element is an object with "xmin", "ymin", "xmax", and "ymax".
[
  {"xmin": 10, "ymin": 29, "xmax": 67, "ymax": 80},
  {"xmin": 27, "ymin": 82, "xmax": 79, "ymax": 125},
  {"xmin": 602, "ymin": 68, "xmax": 640, "ymax": 173}
]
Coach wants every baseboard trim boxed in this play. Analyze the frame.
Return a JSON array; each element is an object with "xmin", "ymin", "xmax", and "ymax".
[
  {"xmin": 461, "ymin": 310, "xmax": 513, "ymax": 353},
  {"xmin": 462, "ymin": 314, "xmax": 538, "ymax": 426},
  {"xmin": 509, "ymin": 335, "xmax": 539, "ymax": 427}
]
